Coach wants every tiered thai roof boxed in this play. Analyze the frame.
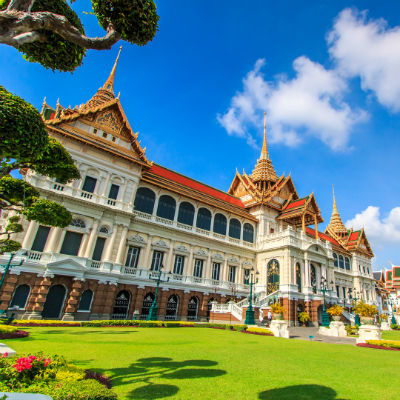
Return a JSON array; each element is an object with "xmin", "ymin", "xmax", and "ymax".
[{"xmin": 325, "ymin": 187, "xmax": 348, "ymax": 238}]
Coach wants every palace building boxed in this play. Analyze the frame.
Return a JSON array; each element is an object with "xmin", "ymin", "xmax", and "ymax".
[{"xmin": 0, "ymin": 51, "xmax": 377, "ymax": 325}]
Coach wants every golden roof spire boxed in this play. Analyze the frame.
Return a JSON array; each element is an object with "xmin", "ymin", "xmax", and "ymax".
[
  {"xmin": 81, "ymin": 47, "xmax": 122, "ymax": 110},
  {"xmin": 261, "ymin": 111, "xmax": 269, "ymax": 160},
  {"xmin": 103, "ymin": 45, "xmax": 122, "ymax": 93},
  {"xmin": 250, "ymin": 112, "xmax": 278, "ymax": 184},
  {"xmin": 327, "ymin": 185, "xmax": 347, "ymax": 235}
]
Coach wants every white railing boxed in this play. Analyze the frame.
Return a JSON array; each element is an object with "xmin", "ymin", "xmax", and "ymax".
[
  {"xmin": 123, "ymin": 266, "xmax": 137, "ymax": 275},
  {"xmin": 342, "ymin": 309, "xmax": 355, "ymax": 323},
  {"xmin": 90, "ymin": 260, "xmax": 101, "ymax": 269},
  {"xmin": 27, "ymin": 250, "xmax": 43, "ymax": 261},
  {"xmin": 212, "ymin": 302, "xmax": 243, "ymax": 321},
  {"xmin": 257, "ymin": 291, "xmax": 280, "ymax": 307}
]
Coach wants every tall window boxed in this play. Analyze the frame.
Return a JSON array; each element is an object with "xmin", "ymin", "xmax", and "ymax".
[
  {"xmin": 212, "ymin": 262, "xmax": 220, "ymax": 281},
  {"xmin": 82, "ymin": 176, "xmax": 97, "ymax": 193},
  {"xmin": 125, "ymin": 246, "xmax": 140, "ymax": 268},
  {"xmin": 336, "ymin": 285, "xmax": 340, "ymax": 297},
  {"xmin": 92, "ymin": 237, "xmax": 106, "ymax": 261},
  {"xmin": 193, "ymin": 259, "xmax": 203, "ymax": 277},
  {"xmin": 134, "ymin": 187, "xmax": 156, "ymax": 214},
  {"xmin": 267, "ymin": 259, "xmax": 280, "ymax": 293},
  {"xmin": 310, "ymin": 264, "xmax": 317, "ymax": 294},
  {"xmin": 173, "ymin": 255, "xmax": 185, "ymax": 275},
  {"xmin": 229, "ymin": 219, "xmax": 241, "ymax": 239},
  {"xmin": 156, "ymin": 195, "xmax": 176, "ymax": 220},
  {"xmin": 345, "ymin": 257, "xmax": 351, "ymax": 271},
  {"xmin": 31, "ymin": 226, "xmax": 50, "ymax": 252},
  {"xmin": 228, "ymin": 266, "xmax": 236, "ymax": 283},
  {"xmin": 60, "ymin": 231, "xmax": 83, "ymax": 256},
  {"xmin": 177, "ymin": 202, "xmax": 195, "ymax": 226},
  {"xmin": 213, "ymin": 213, "xmax": 227, "ymax": 235},
  {"xmin": 296, "ymin": 263, "xmax": 301, "ymax": 292},
  {"xmin": 187, "ymin": 297, "xmax": 199, "ymax": 320},
  {"xmin": 196, "ymin": 208, "xmax": 211, "ymax": 231},
  {"xmin": 77, "ymin": 289, "xmax": 93, "ymax": 312},
  {"xmin": 343, "ymin": 287, "xmax": 347, "ymax": 299},
  {"xmin": 333, "ymin": 253, "xmax": 338, "ymax": 267},
  {"xmin": 244, "ymin": 269, "xmax": 250, "ymax": 285},
  {"xmin": 339, "ymin": 255, "xmax": 345, "ymax": 269},
  {"xmin": 243, "ymin": 223, "xmax": 254, "ymax": 243},
  {"xmin": 10, "ymin": 284, "xmax": 30, "ymax": 309},
  {"xmin": 108, "ymin": 184, "xmax": 119, "ymax": 200},
  {"xmin": 151, "ymin": 251, "xmax": 164, "ymax": 271}
]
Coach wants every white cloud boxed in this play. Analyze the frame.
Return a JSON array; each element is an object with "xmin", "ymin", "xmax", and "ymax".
[
  {"xmin": 217, "ymin": 57, "xmax": 366, "ymax": 150},
  {"xmin": 345, "ymin": 206, "xmax": 400, "ymax": 248},
  {"xmin": 328, "ymin": 8, "xmax": 400, "ymax": 111}
]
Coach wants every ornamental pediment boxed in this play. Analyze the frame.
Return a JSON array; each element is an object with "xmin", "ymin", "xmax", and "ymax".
[
  {"xmin": 153, "ymin": 239, "xmax": 169, "ymax": 248},
  {"xmin": 175, "ymin": 244, "xmax": 189, "ymax": 253},
  {"xmin": 129, "ymin": 233, "xmax": 146, "ymax": 245},
  {"xmin": 194, "ymin": 249, "xmax": 208, "ymax": 257}
]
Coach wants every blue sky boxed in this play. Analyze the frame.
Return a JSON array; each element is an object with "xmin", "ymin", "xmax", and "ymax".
[{"xmin": 2, "ymin": 1, "xmax": 400, "ymax": 269}]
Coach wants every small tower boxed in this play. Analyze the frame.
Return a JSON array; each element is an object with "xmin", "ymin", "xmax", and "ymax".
[{"xmin": 250, "ymin": 112, "xmax": 278, "ymax": 191}]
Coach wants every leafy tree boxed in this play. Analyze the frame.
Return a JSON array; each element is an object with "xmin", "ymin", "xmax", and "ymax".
[
  {"xmin": 0, "ymin": 85, "xmax": 80, "ymax": 253},
  {"xmin": 0, "ymin": 0, "xmax": 159, "ymax": 71}
]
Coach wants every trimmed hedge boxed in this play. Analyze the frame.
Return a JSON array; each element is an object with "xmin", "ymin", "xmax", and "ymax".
[
  {"xmin": 246, "ymin": 327, "xmax": 274, "ymax": 336},
  {"xmin": 12, "ymin": 320, "xmax": 80, "ymax": 327},
  {"xmin": 365, "ymin": 340, "xmax": 400, "ymax": 350}
]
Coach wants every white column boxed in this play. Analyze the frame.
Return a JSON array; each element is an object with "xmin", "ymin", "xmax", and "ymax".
[
  {"xmin": 205, "ymin": 253, "xmax": 212, "ymax": 279},
  {"xmin": 184, "ymin": 248, "xmax": 194, "ymax": 276},
  {"xmin": 103, "ymin": 225, "xmax": 118, "ymax": 262},
  {"xmin": 100, "ymin": 174, "xmax": 111, "ymax": 196},
  {"xmin": 120, "ymin": 180, "xmax": 128, "ymax": 203},
  {"xmin": 83, "ymin": 221, "xmax": 100, "ymax": 258},
  {"xmin": 166, "ymin": 240, "xmax": 175, "ymax": 272},
  {"xmin": 221, "ymin": 259, "xmax": 228, "ymax": 282},
  {"xmin": 141, "ymin": 236, "xmax": 152, "ymax": 269},
  {"xmin": 115, "ymin": 226, "xmax": 129, "ymax": 265},
  {"xmin": 44, "ymin": 227, "xmax": 63, "ymax": 253},
  {"xmin": 78, "ymin": 233, "xmax": 89, "ymax": 257},
  {"xmin": 22, "ymin": 220, "xmax": 39, "ymax": 249},
  {"xmin": 128, "ymin": 180, "xmax": 138, "ymax": 205}
]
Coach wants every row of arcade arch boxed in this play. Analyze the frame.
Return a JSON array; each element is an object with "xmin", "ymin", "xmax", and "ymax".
[
  {"xmin": 134, "ymin": 187, "xmax": 255, "ymax": 242},
  {"xmin": 9, "ymin": 284, "xmax": 214, "ymax": 321}
]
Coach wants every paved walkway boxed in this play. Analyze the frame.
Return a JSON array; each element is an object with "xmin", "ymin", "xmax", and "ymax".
[{"xmin": 288, "ymin": 327, "xmax": 357, "ymax": 345}]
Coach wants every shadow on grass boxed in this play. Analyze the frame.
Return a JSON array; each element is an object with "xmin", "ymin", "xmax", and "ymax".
[
  {"xmin": 259, "ymin": 385, "xmax": 349, "ymax": 400},
  {"xmin": 98, "ymin": 357, "xmax": 226, "ymax": 399}
]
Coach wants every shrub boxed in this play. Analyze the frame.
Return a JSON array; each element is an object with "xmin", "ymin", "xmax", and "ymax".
[
  {"xmin": 345, "ymin": 324, "xmax": 358, "ymax": 336},
  {"xmin": 0, "ymin": 325, "xmax": 18, "ymax": 334},
  {"xmin": 163, "ymin": 322, "xmax": 181, "ymax": 328},
  {"xmin": 327, "ymin": 304, "xmax": 343, "ymax": 317},
  {"xmin": 298, "ymin": 312, "xmax": 311, "ymax": 323},
  {"xmin": 391, "ymin": 324, "xmax": 399, "ymax": 330},
  {"xmin": 231, "ymin": 324, "xmax": 248, "ymax": 332},
  {"xmin": 380, "ymin": 314, "xmax": 388, "ymax": 321},
  {"xmin": 246, "ymin": 327, "xmax": 273, "ymax": 335},
  {"xmin": 353, "ymin": 300, "xmax": 378, "ymax": 317},
  {"xmin": 12, "ymin": 320, "xmax": 80, "ymax": 327},
  {"xmin": 270, "ymin": 302, "xmax": 285, "ymax": 314}
]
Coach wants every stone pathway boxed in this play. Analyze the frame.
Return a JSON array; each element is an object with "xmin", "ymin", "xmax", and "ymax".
[{"xmin": 288, "ymin": 327, "xmax": 356, "ymax": 345}]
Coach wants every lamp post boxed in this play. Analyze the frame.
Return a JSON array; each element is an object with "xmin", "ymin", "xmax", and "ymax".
[
  {"xmin": 244, "ymin": 268, "xmax": 259, "ymax": 325},
  {"xmin": 320, "ymin": 277, "xmax": 331, "ymax": 327},
  {"xmin": 352, "ymin": 288, "xmax": 361, "ymax": 326},
  {"xmin": 147, "ymin": 264, "xmax": 169, "ymax": 321},
  {"xmin": 389, "ymin": 298, "xmax": 397, "ymax": 326},
  {"xmin": 0, "ymin": 253, "xmax": 23, "ymax": 316}
]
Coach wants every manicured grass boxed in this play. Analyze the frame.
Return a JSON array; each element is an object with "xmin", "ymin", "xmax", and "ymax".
[
  {"xmin": 382, "ymin": 330, "xmax": 400, "ymax": 340},
  {"xmin": 7, "ymin": 326, "xmax": 400, "ymax": 400}
]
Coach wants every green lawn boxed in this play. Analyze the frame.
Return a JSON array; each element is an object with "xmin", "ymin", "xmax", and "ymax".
[
  {"xmin": 6, "ymin": 326, "xmax": 400, "ymax": 400},
  {"xmin": 382, "ymin": 330, "xmax": 400, "ymax": 340}
]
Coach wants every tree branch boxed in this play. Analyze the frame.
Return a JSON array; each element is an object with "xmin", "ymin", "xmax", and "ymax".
[
  {"xmin": 0, "ymin": 10, "xmax": 121, "ymax": 49},
  {"xmin": 6, "ymin": 0, "xmax": 35, "ymax": 12}
]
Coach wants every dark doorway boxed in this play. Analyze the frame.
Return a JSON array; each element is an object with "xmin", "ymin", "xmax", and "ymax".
[
  {"xmin": 165, "ymin": 295, "xmax": 179, "ymax": 320},
  {"xmin": 42, "ymin": 285, "xmax": 67, "ymax": 319},
  {"xmin": 112, "ymin": 290, "xmax": 130, "ymax": 319}
]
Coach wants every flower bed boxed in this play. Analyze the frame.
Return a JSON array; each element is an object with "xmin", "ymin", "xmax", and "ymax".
[
  {"xmin": 12, "ymin": 319, "xmax": 81, "ymax": 327},
  {"xmin": 243, "ymin": 327, "xmax": 273, "ymax": 336},
  {"xmin": 0, "ymin": 353, "xmax": 117, "ymax": 400},
  {"xmin": 356, "ymin": 340, "xmax": 400, "ymax": 351},
  {"xmin": 0, "ymin": 325, "xmax": 29, "ymax": 339}
]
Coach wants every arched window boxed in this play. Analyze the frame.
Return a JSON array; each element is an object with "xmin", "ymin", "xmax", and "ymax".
[
  {"xmin": 134, "ymin": 187, "xmax": 156, "ymax": 215},
  {"xmin": 296, "ymin": 263, "xmax": 301, "ymax": 292},
  {"xmin": 42, "ymin": 285, "xmax": 67, "ymax": 319},
  {"xmin": 177, "ymin": 202, "xmax": 195, "ymax": 226},
  {"xmin": 196, "ymin": 208, "xmax": 211, "ymax": 231},
  {"xmin": 70, "ymin": 218, "xmax": 85, "ymax": 228},
  {"xmin": 213, "ymin": 213, "xmax": 227, "ymax": 235},
  {"xmin": 345, "ymin": 257, "xmax": 351, "ymax": 271},
  {"xmin": 267, "ymin": 259, "xmax": 280, "ymax": 294},
  {"xmin": 156, "ymin": 195, "xmax": 176, "ymax": 220},
  {"xmin": 339, "ymin": 255, "xmax": 345, "ymax": 269},
  {"xmin": 77, "ymin": 289, "xmax": 93, "ymax": 312},
  {"xmin": 333, "ymin": 253, "xmax": 338, "ymax": 267},
  {"xmin": 187, "ymin": 296, "xmax": 199, "ymax": 320},
  {"xmin": 10, "ymin": 284, "xmax": 30, "ymax": 309},
  {"xmin": 310, "ymin": 264, "xmax": 317, "ymax": 294},
  {"xmin": 165, "ymin": 295, "xmax": 179, "ymax": 320},
  {"xmin": 243, "ymin": 223, "xmax": 254, "ymax": 243},
  {"xmin": 99, "ymin": 226, "xmax": 109, "ymax": 234},
  {"xmin": 229, "ymin": 218, "xmax": 241, "ymax": 239},
  {"xmin": 112, "ymin": 290, "xmax": 130, "ymax": 320},
  {"xmin": 141, "ymin": 293, "xmax": 155, "ymax": 319}
]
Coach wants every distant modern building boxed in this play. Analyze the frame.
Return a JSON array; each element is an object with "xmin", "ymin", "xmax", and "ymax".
[{"xmin": 0, "ymin": 51, "xmax": 377, "ymax": 324}]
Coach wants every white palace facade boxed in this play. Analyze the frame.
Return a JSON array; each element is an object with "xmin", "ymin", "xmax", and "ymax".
[{"xmin": 0, "ymin": 53, "xmax": 377, "ymax": 325}]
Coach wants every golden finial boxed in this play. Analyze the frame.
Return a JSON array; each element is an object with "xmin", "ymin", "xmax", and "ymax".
[
  {"xmin": 261, "ymin": 111, "xmax": 269, "ymax": 160},
  {"xmin": 327, "ymin": 184, "xmax": 347, "ymax": 235},
  {"xmin": 103, "ymin": 45, "xmax": 122, "ymax": 93}
]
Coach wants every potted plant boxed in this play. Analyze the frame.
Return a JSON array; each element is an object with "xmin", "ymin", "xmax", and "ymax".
[
  {"xmin": 380, "ymin": 314, "xmax": 388, "ymax": 322},
  {"xmin": 327, "ymin": 304, "xmax": 344, "ymax": 321},
  {"xmin": 353, "ymin": 300, "xmax": 378, "ymax": 325},
  {"xmin": 270, "ymin": 302, "xmax": 285, "ymax": 320},
  {"xmin": 298, "ymin": 311, "xmax": 311, "ymax": 327}
]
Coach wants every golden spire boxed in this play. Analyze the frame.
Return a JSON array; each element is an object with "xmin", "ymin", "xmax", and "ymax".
[
  {"xmin": 81, "ymin": 46, "xmax": 122, "ymax": 110},
  {"xmin": 250, "ymin": 112, "xmax": 278, "ymax": 185},
  {"xmin": 327, "ymin": 185, "xmax": 347, "ymax": 235},
  {"xmin": 102, "ymin": 45, "xmax": 122, "ymax": 93}
]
